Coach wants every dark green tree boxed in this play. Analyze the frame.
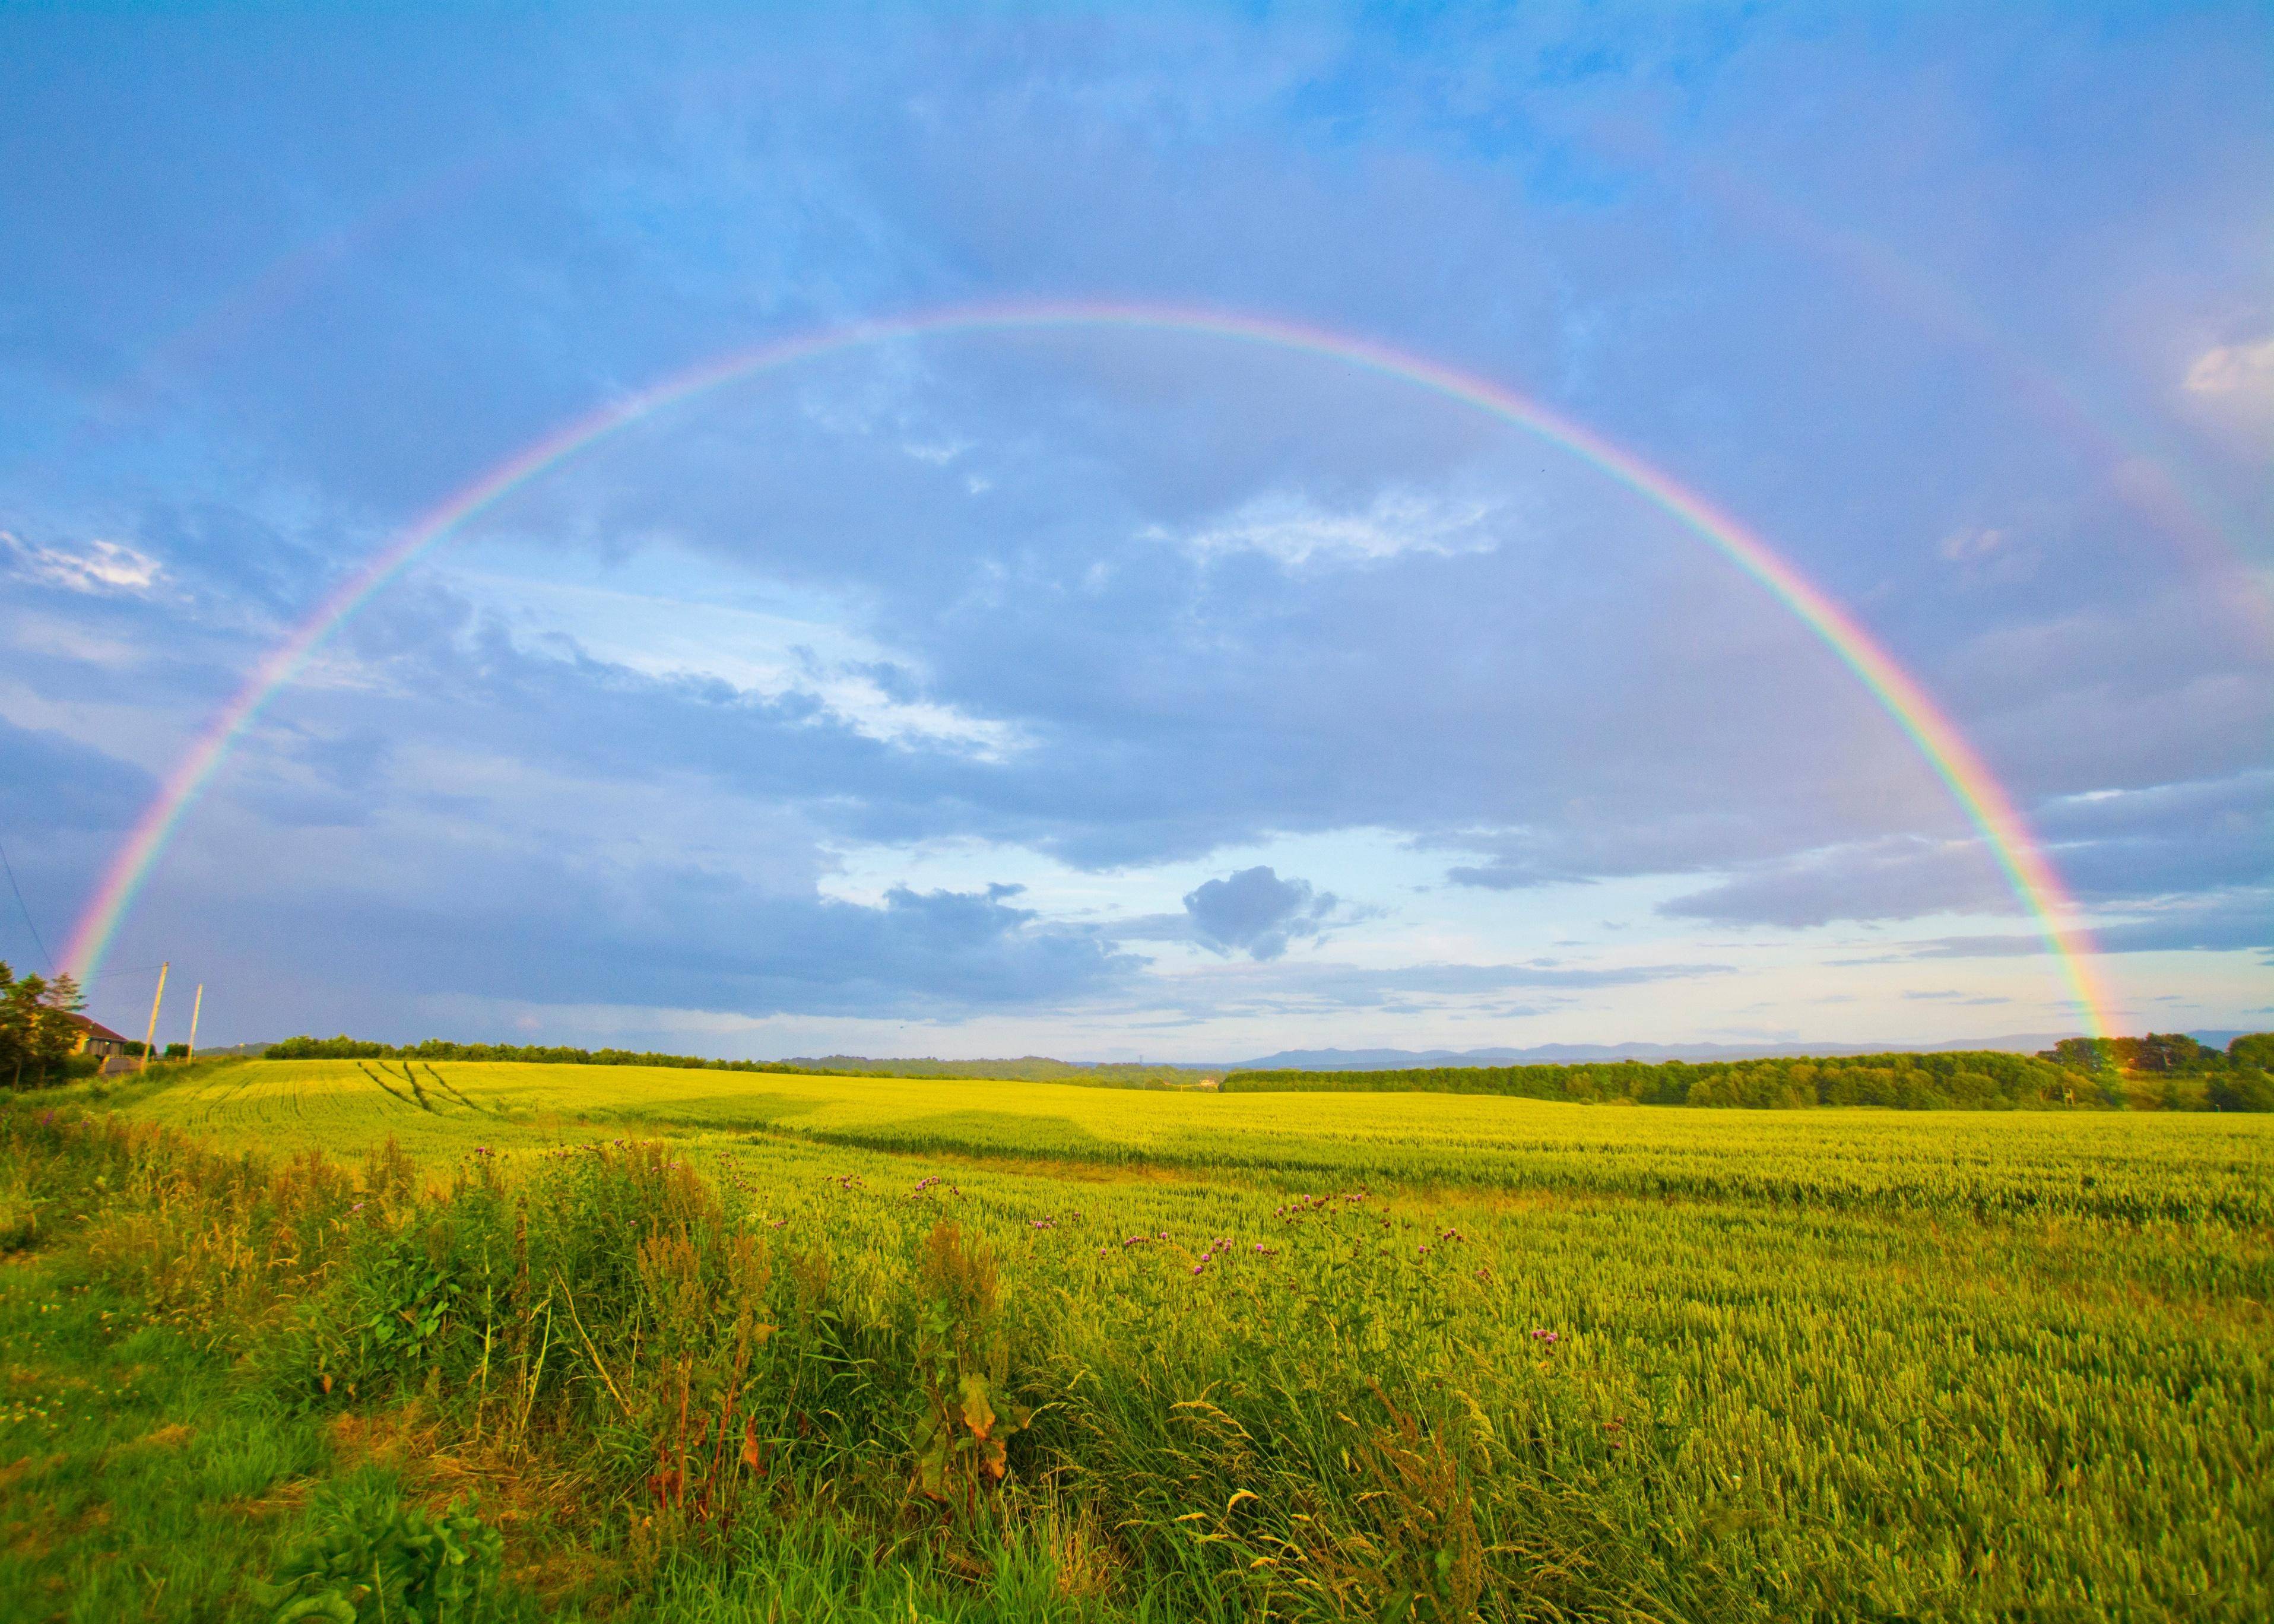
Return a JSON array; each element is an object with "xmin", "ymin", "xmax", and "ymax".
[
  {"xmin": 2229, "ymin": 1033, "xmax": 2274, "ymax": 1071},
  {"xmin": 1, "ymin": 961, "xmax": 86, "ymax": 1089}
]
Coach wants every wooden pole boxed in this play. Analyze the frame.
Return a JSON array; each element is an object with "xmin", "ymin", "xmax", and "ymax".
[
  {"xmin": 140, "ymin": 961, "xmax": 168, "ymax": 1073},
  {"xmin": 187, "ymin": 983, "xmax": 204, "ymax": 1061}
]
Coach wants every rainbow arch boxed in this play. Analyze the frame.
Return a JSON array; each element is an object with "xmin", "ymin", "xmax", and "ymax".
[{"xmin": 62, "ymin": 301, "xmax": 2116, "ymax": 1037}]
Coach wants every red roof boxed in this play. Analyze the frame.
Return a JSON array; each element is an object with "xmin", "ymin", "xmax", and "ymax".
[{"xmin": 66, "ymin": 1012, "xmax": 132, "ymax": 1044}]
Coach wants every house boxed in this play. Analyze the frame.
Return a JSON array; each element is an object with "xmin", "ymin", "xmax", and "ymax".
[{"xmin": 67, "ymin": 1013, "xmax": 135, "ymax": 1060}]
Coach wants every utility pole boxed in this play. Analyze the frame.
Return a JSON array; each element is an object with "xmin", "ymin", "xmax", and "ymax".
[
  {"xmin": 140, "ymin": 961, "xmax": 168, "ymax": 1073},
  {"xmin": 186, "ymin": 983, "xmax": 204, "ymax": 1061}
]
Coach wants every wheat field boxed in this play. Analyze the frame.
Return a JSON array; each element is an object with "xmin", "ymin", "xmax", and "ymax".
[{"xmin": 62, "ymin": 1058, "xmax": 2260, "ymax": 1617}]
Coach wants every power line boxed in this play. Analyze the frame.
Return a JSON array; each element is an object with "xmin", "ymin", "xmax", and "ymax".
[
  {"xmin": 76, "ymin": 960, "xmax": 169, "ymax": 985},
  {"xmin": 0, "ymin": 835, "xmax": 53, "ymax": 975}
]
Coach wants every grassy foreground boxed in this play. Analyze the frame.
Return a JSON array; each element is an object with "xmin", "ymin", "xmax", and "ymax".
[{"xmin": 2, "ymin": 1059, "xmax": 2268, "ymax": 1621}]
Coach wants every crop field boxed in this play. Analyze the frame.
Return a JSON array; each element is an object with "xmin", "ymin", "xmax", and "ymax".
[
  {"xmin": 5, "ymin": 1060, "xmax": 2270, "ymax": 1622},
  {"xmin": 133, "ymin": 1057, "xmax": 2274, "ymax": 1222}
]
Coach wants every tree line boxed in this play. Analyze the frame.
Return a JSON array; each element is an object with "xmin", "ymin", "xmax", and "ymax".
[{"xmin": 1222, "ymin": 1035, "xmax": 2274, "ymax": 1112}]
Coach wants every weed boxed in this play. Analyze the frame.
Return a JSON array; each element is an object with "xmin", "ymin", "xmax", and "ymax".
[{"xmin": 250, "ymin": 1490, "xmax": 506, "ymax": 1623}]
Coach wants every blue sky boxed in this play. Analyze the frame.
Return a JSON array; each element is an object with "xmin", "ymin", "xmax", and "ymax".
[{"xmin": 2, "ymin": 2, "xmax": 2267, "ymax": 1058}]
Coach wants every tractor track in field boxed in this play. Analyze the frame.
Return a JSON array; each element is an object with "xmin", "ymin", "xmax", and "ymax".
[
  {"xmin": 194, "ymin": 1067, "xmax": 259, "ymax": 1125},
  {"xmin": 356, "ymin": 1061, "xmax": 427, "ymax": 1113},
  {"xmin": 421, "ymin": 1065, "xmax": 490, "ymax": 1114}
]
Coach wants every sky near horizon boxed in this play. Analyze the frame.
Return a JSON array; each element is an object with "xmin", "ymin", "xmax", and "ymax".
[{"xmin": 2, "ymin": 4, "xmax": 2267, "ymax": 1060}]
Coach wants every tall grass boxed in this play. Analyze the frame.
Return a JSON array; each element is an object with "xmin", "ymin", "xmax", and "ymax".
[{"xmin": 7, "ymin": 1073, "xmax": 2271, "ymax": 1620}]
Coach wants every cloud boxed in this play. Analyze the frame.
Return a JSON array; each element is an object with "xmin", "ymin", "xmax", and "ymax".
[
  {"xmin": 1146, "ymin": 957, "xmax": 1736, "ymax": 1020},
  {"xmin": 2073, "ymin": 895, "xmax": 2269, "ymax": 956},
  {"xmin": 1181, "ymin": 865, "xmax": 1340, "ymax": 960},
  {"xmin": 1160, "ymin": 489, "xmax": 1502, "ymax": 569},
  {"xmin": 2184, "ymin": 337, "xmax": 2274, "ymax": 399},
  {"xmin": 0, "ymin": 715, "xmax": 155, "ymax": 832},
  {"xmin": 1658, "ymin": 836, "xmax": 2012, "ymax": 929},
  {"xmin": 4, "ymin": 533, "xmax": 164, "ymax": 595},
  {"xmin": 1936, "ymin": 524, "xmax": 2040, "ymax": 584},
  {"xmin": 152, "ymin": 846, "xmax": 1147, "ymax": 1032},
  {"xmin": 1866, "ymin": 888, "xmax": 2272, "ymax": 961},
  {"xmin": 2037, "ymin": 772, "xmax": 2274, "ymax": 903},
  {"xmin": 1939, "ymin": 526, "xmax": 2009, "ymax": 563}
]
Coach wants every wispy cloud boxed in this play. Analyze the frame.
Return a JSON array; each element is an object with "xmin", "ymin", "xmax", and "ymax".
[
  {"xmin": 1158, "ymin": 489, "xmax": 1502, "ymax": 569},
  {"xmin": 5, "ymin": 533, "xmax": 164, "ymax": 595},
  {"xmin": 2184, "ymin": 336, "xmax": 2274, "ymax": 401}
]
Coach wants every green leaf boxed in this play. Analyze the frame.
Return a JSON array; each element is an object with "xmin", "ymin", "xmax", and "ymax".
[{"xmin": 271, "ymin": 1594, "xmax": 358, "ymax": 1624}]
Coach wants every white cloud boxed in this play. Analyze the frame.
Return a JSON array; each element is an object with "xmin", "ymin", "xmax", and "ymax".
[
  {"xmin": 1158, "ymin": 489, "xmax": 1502, "ymax": 568},
  {"xmin": 1939, "ymin": 526, "xmax": 2007, "ymax": 563},
  {"xmin": 1936, "ymin": 524, "xmax": 2038, "ymax": 583},
  {"xmin": 901, "ymin": 436, "xmax": 970, "ymax": 466},
  {"xmin": 4, "ymin": 532, "xmax": 164, "ymax": 594},
  {"xmin": 442, "ymin": 564, "xmax": 1027, "ymax": 760},
  {"xmin": 2183, "ymin": 337, "xmax": 2274, "ymax": 401}
]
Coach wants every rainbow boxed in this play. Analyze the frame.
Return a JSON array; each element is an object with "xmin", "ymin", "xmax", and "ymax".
[{"xmin": 62, "ymin": 301, "xmax": 2116, "ymax": 1036}]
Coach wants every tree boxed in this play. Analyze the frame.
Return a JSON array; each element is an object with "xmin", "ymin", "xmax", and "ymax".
[
  {"xmin": 1, "ymin": 962, "xmax": 87, "ymax": 1089},
  {"xmin": 2045, "ymin": 1037, "xmax": 2118, "ymax": 1073},
  {"xmin": 2134, "ymin": 1033, "xmax": 2210, "ymax": 1074},
  {"xmin": 2212, "ymin": 1033, "xmax": 2274, "ymax": 1112},
  {"xmin": 2208, "ymin": 1070, "xmax": 2274, "ymax": 1112}
]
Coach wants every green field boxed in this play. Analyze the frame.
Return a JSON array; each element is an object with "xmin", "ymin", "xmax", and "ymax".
[{"xmin": 5, "ymin": 1060, "xmax": 2270, "ymax": 1622}]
